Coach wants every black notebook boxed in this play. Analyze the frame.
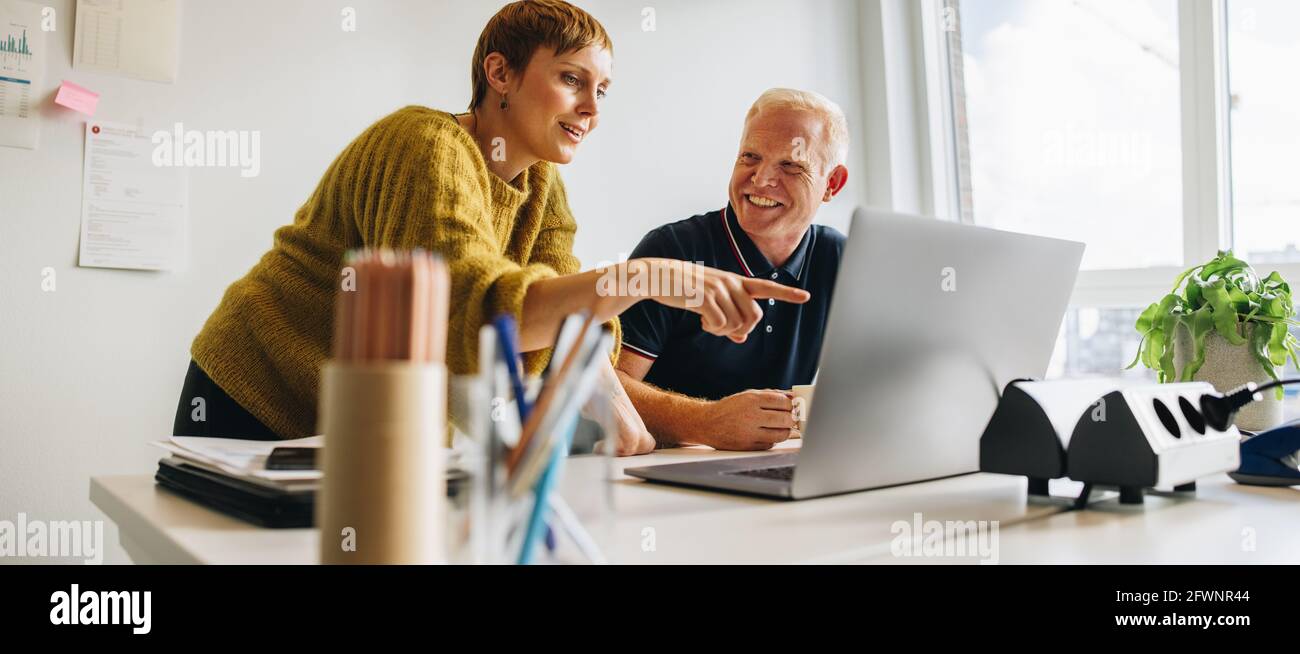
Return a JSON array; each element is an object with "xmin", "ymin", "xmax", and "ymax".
[
  {"xmin": 155, "ymin": 457, "xmax": 315, "ymax": 528},
  {"xmin": 155, "ymin": 457, "xmax": 469, "ymax": 529}
]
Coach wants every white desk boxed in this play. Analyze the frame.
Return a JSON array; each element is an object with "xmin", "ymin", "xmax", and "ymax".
[
  {"xmin": 952, "ymin": 479, "xmax": 1300, "ymax": 564},
  {"xmin": 91, "ymin": 441, "xmax": 1060, "ymax": 564},
  {"xmin": 90, "ymin": 441, "xmax": 1300, "ymax": 564}
]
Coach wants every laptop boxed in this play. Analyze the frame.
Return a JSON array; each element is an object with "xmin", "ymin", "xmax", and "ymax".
[{"xmin": 624, "ymin": 208, "xmax": 1084, "ymax": 499}]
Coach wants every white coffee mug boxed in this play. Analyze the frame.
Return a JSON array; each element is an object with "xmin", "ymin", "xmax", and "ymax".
[{"xmin": 791, "ymin": 384, "xmax": 815, "ymax": 437}]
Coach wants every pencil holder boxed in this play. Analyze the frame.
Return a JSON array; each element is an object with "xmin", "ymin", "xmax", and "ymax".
[
  {"xmin": 317, "ymin": 360, "xmax": 446, "ymax": 564},
  {"xmin": 446, "ymin": 374, "xmax": 490, "ymax": 564}
]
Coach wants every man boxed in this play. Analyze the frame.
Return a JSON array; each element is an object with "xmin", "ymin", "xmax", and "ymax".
[{"xmin": 616, "ymin": 88, "xmax": 850, "ymax": 451}]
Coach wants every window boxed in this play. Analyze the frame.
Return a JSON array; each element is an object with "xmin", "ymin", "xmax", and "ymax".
[
  {"xmin": 1226, "ymin": 0, "xmax": 1300, "ymax": 265},
  {"xmin": 1045, "ymin": 307, "xmax": 1157, "ymax": 379},
  {"xmin": 954, "ymin": 0, "xmax": 1184, "ymax": 271},
  {"xmin": 869, "ymin": 0, "xmax": 1300, "ymax": 376}
]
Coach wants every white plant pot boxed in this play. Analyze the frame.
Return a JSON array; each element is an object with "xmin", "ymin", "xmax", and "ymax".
[{"xmin": 1173, "ymin": 322, "xmax": 1283, "ymax": 432}]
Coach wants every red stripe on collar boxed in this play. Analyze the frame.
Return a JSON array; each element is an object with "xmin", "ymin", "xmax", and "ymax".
[{"xmin": 721, "ymin": 206, "xmax": 754, "ymax": 277}]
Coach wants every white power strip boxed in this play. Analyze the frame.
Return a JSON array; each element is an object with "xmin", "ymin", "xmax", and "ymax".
[
  {"xmin": 1068, "ymin": 382, "xmax": 1241, "ymax": 503},
  {"xmin": 980, "ymin": 380, "xmax": 1242, "ymax": 506}
]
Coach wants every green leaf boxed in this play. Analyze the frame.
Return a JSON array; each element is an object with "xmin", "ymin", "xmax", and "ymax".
[
  {"xmin": 1228, "ymin": 286, "xmax": 1252, "ymax": 313},
  {"xmin": 1200, "ymin": 253, "xmax": 1250, "ymax": 283},
  {"xmin": 1248, "ymin": 314, "xmax": 1289, "ymax": 323},
  {"xmin": 1126, "ymin": 330, "xmax": 1154, "ymax": 370},
  {"xmin": 1180, "ymin": 305, "xmax": 1216, "ymax": 381},
  {"xmin": 1146, "ymin": 324, "xmax": 1165, "ymax": 371},
  {"xmin": 1158, "ymin": 313, "xmax": 1180, "ymax": 383},
  {"xmin": 1185, "ymin": 279, "xmax": 1204, "ymax": 309},
  {"xmin": 1262, "ymin": 270, "xmax": 1291, "ymax": 295},
  {"xmin": 1267, "ymin": 321, "xmax": 1289, "ymax": 367},
  {"xmin": 1134, "ymin": 302, "xmax": 1160, "ymax": 335},
  {"xmin": 1248, "ymin": 324, "xmax": 1281, "ymax": 384},
  {"xmin": 1202, "ymin": 280, "xmax": 1248, "ymax": 345},
  {"xmin": 1170, "ymin": 262, "xmax": 1204, "ymax": 295},
  {"xmin": 1225, "ymin": 265, "xmax": 1259, "ymax": 294},
  {"xmin": 1262, "ymin": 295, "xmax": 1287, "ymax": 319}
]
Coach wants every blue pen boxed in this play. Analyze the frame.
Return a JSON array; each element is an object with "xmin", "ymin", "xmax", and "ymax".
[
  {"xmin": 492, "ymin": 315, "xmax": 530, "ymax": 423},
  {"xmin": 518, "ymin": 418, "xmax": 577, "ymax": 565},
  {"xmin": 494, "ymin": 314, "xmax": 559, "ymax": 553}
]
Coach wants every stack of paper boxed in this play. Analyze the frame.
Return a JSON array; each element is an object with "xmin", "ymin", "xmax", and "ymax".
[
  {"xmin": 151, "ymin": 436, "xmax": 322, "ymax": 493},
  {"xmin": 152, "ymin": 435, "xmax": 464, "ymax": 491}
]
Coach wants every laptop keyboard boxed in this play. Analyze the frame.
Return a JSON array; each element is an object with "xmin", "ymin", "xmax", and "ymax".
[{"xmin": 727, "ymin": 465, "xmax": 795, "ymax": 481}]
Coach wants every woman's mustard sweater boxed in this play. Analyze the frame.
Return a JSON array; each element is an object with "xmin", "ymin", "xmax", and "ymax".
[{"xmin": 190, "ymin": 105, "xmax": 618, "ymax": 440}]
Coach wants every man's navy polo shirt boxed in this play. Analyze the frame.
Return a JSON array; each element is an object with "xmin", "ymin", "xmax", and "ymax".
[{"xmin": 619, "ymin": 204, "xmax": 845, "ymax": 400}]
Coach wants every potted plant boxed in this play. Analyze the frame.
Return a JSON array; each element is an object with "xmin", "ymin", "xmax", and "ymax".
[{"xmin": 1129, "ymin": 251, "xmax": 1300, "ymax": 431}]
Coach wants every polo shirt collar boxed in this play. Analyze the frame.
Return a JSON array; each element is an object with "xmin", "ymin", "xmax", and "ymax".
[{"xmin": 722, "ymin": 203, "xmax": 814, "ymax": 281}]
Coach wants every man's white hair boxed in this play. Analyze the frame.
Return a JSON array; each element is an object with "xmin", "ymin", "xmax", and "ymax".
[{"xmin": 745, "ymin": 88, "xmax": 850, "ymax": 168}]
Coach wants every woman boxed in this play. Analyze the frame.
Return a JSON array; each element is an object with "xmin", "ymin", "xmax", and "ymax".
[{"xmin": 173, "ymin": 0, "xmax": 806, "ymax": 455}]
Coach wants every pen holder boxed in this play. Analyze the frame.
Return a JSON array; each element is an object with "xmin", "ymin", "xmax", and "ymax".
[
  {"xmin": 317, "ymin": 361, "xmax": 446, "ymax": 564},
  {"xmin": 446, "ymin": 374, "xmax": 490, "ymax": 564}
]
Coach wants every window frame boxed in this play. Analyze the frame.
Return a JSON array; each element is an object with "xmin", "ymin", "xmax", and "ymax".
[{"xmin": 863, "ymin": 0, "xmax": 1300, "ymax": 309}]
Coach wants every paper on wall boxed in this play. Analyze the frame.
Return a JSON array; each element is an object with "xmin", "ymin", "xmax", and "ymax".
[
  {"xmin": 73, "ymin": 0, "xmax": 179, "ymax": 83},
  {"xmin": 78, "ymin": 120, "xmax": 189, "ymax": 271},
  {"xmin": 0, "ymin": 0, "xmax": 47, "ymax": 149}
]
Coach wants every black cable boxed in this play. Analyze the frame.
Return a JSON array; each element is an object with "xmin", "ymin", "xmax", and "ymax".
[
  {"xmin": 1199, "ymin": 378, "xmax": 1300, "ymax": 432},
  {"xmin": 1256, "ymin": 379, "xmax": 1300, "ymax": 394}
]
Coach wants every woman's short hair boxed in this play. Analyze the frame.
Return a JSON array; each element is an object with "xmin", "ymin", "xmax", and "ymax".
[
  {"xmin": 746, "ymin": 88, "xmax": 850, "ymax": 169},
  {"xmin": 470, "ymin": 0, "xmax": 613, "ymax": 110}
]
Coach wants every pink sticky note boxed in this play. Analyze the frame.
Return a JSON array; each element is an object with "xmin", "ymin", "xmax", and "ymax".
[{"xmin": 55, "ymin": 80, "xmax": 100, "ymax": 116}]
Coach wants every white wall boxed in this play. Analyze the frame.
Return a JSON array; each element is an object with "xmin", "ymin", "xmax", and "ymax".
[
  {"xmin": 564, "ymin": 0, "xmax": 867, "ymax": 262},
  {"xmin": 0, "ymin": 0, "xmax": 867, "ymax": 564}
]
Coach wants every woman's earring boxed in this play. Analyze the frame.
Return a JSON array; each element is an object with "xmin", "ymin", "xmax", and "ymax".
[{"xmin": 500, "ymin": 94, "xmax": 508, "ymax": 111}]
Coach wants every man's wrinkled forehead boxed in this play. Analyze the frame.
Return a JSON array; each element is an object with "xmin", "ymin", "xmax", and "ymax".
[{"xmin": 741, "ymin": 109, "xmax": 829, "ymax": 163}]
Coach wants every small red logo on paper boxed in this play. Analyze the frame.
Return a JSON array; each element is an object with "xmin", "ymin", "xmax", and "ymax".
[{"xmin": 91, "ymin": 125, "xmax": 100, "ymax": 134}]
